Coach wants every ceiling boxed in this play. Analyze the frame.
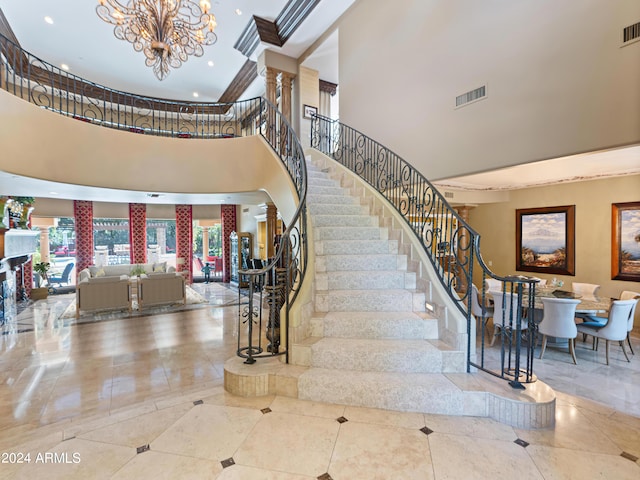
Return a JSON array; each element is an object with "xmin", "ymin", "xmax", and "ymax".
[
  {"xmin": 0, "ymin": 0, "xmax": 346, "ymax": 206},
  {"xmin": 0, "ymin": 1, "xmax": 637, "ymax": 206}
]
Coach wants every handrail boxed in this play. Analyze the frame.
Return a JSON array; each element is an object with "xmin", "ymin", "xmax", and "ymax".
[
  {"xmin": 0, "ymin": 31, "xmax": 308, "ymax": 364},
  {"xmin": 311, "ymin": 115, "xmax": 537, "ymax": 387}
]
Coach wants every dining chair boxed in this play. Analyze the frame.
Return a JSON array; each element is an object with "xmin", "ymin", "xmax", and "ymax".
[
  {"xmin": 620, "ymin": 291, "xmax": 640, "ymax": 355},
  {"xmin": 530, "ymin": 277, "xmax": 547, "ymax": 286},
  {"xmin": 484, "ymin": 278, "xmax": 502, "ymax": 292},
  {"xmin": 538, "ymin": 298, "xmax": 581, "ymax": 364},
  {"xmin": 470, "ymin": 283, "xmax": 494, "ymax": 336},
  {"xmin": 489, "ymin": 290, "xmax": 527, "ymax": 346},
  {"xmin": 576, "ymin": 299, "xmax": 636, "ymax": 365},
  {"xmin": 571, "ymin": 282, "xmax": 600, "ymax": 299}
]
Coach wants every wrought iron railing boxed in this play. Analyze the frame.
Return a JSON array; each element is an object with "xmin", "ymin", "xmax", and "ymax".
[
  {"xmin": 0, "ymin": 32, "xmax": 307, "ymax": 364},
  {"xmin": 311, "ymin": 115, "xmax": 537, "ymax": 387}
]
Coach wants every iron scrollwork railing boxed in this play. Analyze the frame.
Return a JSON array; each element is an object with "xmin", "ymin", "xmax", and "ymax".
[
  {"xmin": 0, "ymin": 31, "xmax": 308, "ymax": 365},
  {"xmin": 311, "ymin": 115, "xmax": 537, "ymax": 388}
]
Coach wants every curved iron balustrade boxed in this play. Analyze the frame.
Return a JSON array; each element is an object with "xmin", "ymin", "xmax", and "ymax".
[
  {"xmin": 311, "ymin": 115, "xmax": 538, "ymax": 388},
  {"xmin": 0, "ymin": 32, "xmax": 307, "ymax": 364}
]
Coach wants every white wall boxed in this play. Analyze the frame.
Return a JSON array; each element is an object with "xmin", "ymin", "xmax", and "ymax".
[{"xmin": 338, "ymin": 0, "xmax": 640, "ymax": 180}]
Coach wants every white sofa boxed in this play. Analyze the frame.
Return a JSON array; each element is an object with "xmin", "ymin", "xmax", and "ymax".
[
  {"xmin": 76, "ymin": 262, "xmax": 179, "ymax": 316},
  {"xmin": 137, "ymin": 273, "xmax": 186, "ymax": 309},
  {"xmin": 78, "ymin": 262, "xmax": 175, "ymax": 283}
]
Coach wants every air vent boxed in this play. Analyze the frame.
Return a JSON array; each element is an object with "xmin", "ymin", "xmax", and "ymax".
[
  {"xmin": 242, "ymin": 208, "xmax": 249, "ymax": 213},
  {"xmin": 444, "ymin": 191, "xmax": 454, "ymax": 199},
  {"xmin": 455, "ymin": 85, "xmax": 486, "ymax": 108},
  {"xmin": 622, "ymin": 21, "xmax": 640, "ymax": 45}
]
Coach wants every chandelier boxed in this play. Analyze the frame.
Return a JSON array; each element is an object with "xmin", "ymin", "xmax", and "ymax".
[{"xmin": 96, "ymin": 1, "xmax": 218, "ymax": 80}]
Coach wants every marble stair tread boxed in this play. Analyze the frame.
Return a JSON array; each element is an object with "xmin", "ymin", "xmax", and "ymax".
[
  {"xmin": 319, "ymin": 311, "xmax": 438, "ymax": 339},
  {"xmin": 307, "ymin": 185, "xmax": 349, "ymax": 196},
  {"xmin": 315, "ymin": 239, "xmax": 397, "ymax": 255},
  {"xmin": 297, "ymin": 368, "xmax": 479, "ymax": 415},
  {"xmin": 316, "ymin": 270, "xmax": 415, "ymax": 290},
  {"xmin": 310, "ymin": 337, "xmax": 465, "ymax": 373}
]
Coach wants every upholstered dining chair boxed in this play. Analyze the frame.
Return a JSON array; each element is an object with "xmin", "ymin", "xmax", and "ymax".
[
  {"xmin": 571, "ymin": 282, "xmax": 600, "ymax": 299},
  {"xmin": 470, "ymin": 283, "xmax": 494, "ymax": 336},
  {"xmin": 620, "ymin": 291, "xmax": 640, "ymax": 355},
  {"xmin": 576, "ymin": 299, "xmax": 636, "ymax": 365},
  {"xmin": 489, "ymin": 290, "xmax": 527, "ymax": 346},
  {"xmin": 538, "ymin": 298, "xmax": 581, "ymax": 364},
  {"xmin": 484, "ymin": 278, "xmax": 502, "ymax": 292}
]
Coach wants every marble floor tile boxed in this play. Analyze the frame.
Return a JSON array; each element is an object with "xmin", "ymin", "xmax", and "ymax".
[
  {"xmin": 234, "ymin": 411, "xmax": 340, "ymax": 477},
  {"xmin": 111, "ymin": 450, "xmax": 222, "ymax": 480},
  {"xmin": 215, "ymin": 464, "xmax": 315, "ymax": 480},
  {"xmin": 527, "ymin": 445, "xmax": 640, "ymax": 480},
  {"xmin": 428, "ymin": 432, "xmax": 544, "ymax": 480},
  {"xmin": 329, "ymin": 421, "xmax": 433, "ymax": 480},
  {"xmin": 423, "ymin": 413, "xmax": 518, "ymax": 442},
  {"xmin": 343, "ymin": 405, "xmax": 425, "ymax": 429},
  {"xmin": 152, "ymin": 404, "xmax": 262, "ymax": 461},
  {"xmin": 269, "ymin": 396, "xmax": 346, "ymax": 419}
]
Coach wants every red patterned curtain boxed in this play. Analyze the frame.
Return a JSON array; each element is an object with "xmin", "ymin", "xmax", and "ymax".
[
  {"xmin": 221, "ymin": 204, "xmax": 237, "ymax": 283},
  {"xmin": 175, "ymin": 205, "xmax": 193, "ymax": 284},
  {"xmin": 128, "ymin": 203, "xmax": 147, "ymax": 264},
  {"xmin": 74, "ymin": 200, "xmax": 94, "ymax": 276}
]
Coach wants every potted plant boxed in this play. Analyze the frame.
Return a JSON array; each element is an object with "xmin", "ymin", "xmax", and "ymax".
[{"xmin": 32, "ymin": 261, "xmax": 50, "ymax": 300}]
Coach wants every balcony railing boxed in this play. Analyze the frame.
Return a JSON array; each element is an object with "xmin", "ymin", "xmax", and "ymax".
[
  {"xmin": 0, "ymin": 31, "xmax": 307, "ymax": 364},
  {"xmin": 311, "ymin": 115, "xmax": 537, "ymax": 388}
]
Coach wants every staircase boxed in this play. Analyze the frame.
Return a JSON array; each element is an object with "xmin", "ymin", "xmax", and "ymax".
[{"xmin": 291, "ymin": 159, "xmax": 478, "ymax": 415}]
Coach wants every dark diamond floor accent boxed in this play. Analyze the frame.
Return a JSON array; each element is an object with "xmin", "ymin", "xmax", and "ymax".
[
  {"xmin": 63, "ymin": 435, "xmax": 76, "ymax": 442},
  {"xmin": 136, "ymin": 444, "xmax": 150, "ymax": 454},
  {"xmin": 420, "ymin": 426, "xmax": 434, "ymax": 436},
  {"xmin": 514, "ymin": 438, "xmax": 529, "ymax": 448},
  {"xmin": 193, "ymin": 399, "xmax": 204, "ymax": 405},
  {"xmin": 317, "ymin": 474, "xmax": 333, "ymax": 480},
  {"xmin": 221, "ymin": 457, "xmax": 235, "ymax": 468},
  {"xmin": 621, "ymin": 451, "xmax": 638, "ymax": 462},
  {"xmin": 261, "ymin": 407, "xmax": 272, "ymax": 414},
  {"xmin": 336, "ymin": 416, "xmax": 348, "ymax": 424}
]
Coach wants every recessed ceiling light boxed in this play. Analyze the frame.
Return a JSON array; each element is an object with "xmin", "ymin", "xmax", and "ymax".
[
  {"xmin": 193, "ymin": 92, "xmax": 199, "ymax": 98},
  {"xmin": 44, "ymin": 16, "xmax": 53, "ymax": 24},
  {"xmin": 207, "ymin": 60, "xmax": 214, "ymax": 67},
  {"xmin": 235, "ymin": 9, "xmax": 242, "ymax": 15},
  {"xmin": 61, "ymin": 64, "xmax": 69, "ymax": 71}
]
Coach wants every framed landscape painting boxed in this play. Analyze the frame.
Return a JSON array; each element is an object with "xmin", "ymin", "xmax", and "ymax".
[
  {"xmin": 516, "ymin": 205, "xmax": 575, "ymax": 276},
  {"xmin": 611, "ymin": 201, "xmax": 640, "ymax": 282}
]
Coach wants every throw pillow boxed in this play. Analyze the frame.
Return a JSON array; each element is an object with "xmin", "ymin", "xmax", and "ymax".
[
  {"xmin": 89, "ymin": 266, "xmax": 99, "ymax": 277},
  {"xmin": 153, "ymin": 261, "xmax": 167, "ymax": 273},
  {"xmin": 95, "ymin": 268, "xmax": 106, "ymax": 277}
]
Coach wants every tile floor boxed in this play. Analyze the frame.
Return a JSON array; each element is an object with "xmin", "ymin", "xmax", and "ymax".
[{"xmin": 0, "ymin": 283, "xmax": 638, "ymax": 479}]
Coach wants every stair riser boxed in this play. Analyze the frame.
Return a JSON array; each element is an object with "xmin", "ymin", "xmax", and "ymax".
[
  {"xmin": 311, "ymin": 347, "xmax": 465, "ymax": 373},
  {"xmin": 308, "ymin": 178, "xmax": 339, "ymax": 187},
  {"xmin": 316, "ymin": 271, "xmax": 415, "ymax": 290},
  {"xmin": 298, "ymin": 378, "xmax": 477, "ymax": 416},
  {"xmin": 315, "ymin": 240, "xmax": 397, "ymax": 255},
  {"xmin": 315, "ymin": 292, "xmax": 414, "ymax": 312},
  {"xmin": 319, "ymin": 317, "xmax": 438, "ymax": 340},
  {"xmin": 307, "ymin": 194, "xmax": 359, "ymax": 205},
  {"xmin": 312, "ymin": 215, "xmax": 378, "ymax": 227},
  {"xmin": 314, "ymin": 227, "xmax": 387, "ymax": 241},
  {"xmin": 308, "ymin": 204, "xmax": 369, "ymax": 216},
  {"xmin": 308, "ymin": 186, "xmax": 349, "ymax": 196},
  {"xmin": 316, "ymin": 254, "xmax": 406, "ymax": 272}
]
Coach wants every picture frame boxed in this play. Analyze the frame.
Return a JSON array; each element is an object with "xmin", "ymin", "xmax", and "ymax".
[
  {"xmin": 516, "ymin": 205, "xmax": 575, "ymax": 276},
  {"xmin": 611, "ymin": 201, "xmax": 640, "ymax": 282},
  {"xmin": 303, "ymin": 104, "xmax": 317, "ymax": 119}
]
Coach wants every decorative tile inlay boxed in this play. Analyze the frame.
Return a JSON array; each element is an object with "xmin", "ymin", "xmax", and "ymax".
[
  {"xmin": 317, "ymin": 474, "xmax": 333, "ymax": 480},
  {"xmin": 221, "ymin": 457, "xmax": 235, "ymax": 468},
  {"xmin": 336, "ymin": 416, "xmax": 348, "ymax": 424},
  {"xmin": 136, "ymin": 444, "xmax": 150, "ymax": 454},
  {"xmin": 193, "ymin": 399, "xmax": 204, "ymax": 405},
  {"xmin": 514, "ymin": 438, "xmax": 529, "ymax": 448},
  {"xmin": 261, "ymin": 407, "xmax": 272, "ymax": 414},
  {"xmin": 620, "ymin": 451, "xmax": 638, "ymax": 462},
  {"xmin": 420, "ymin": 426, "xmax": 434, "ymax": 436}
]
